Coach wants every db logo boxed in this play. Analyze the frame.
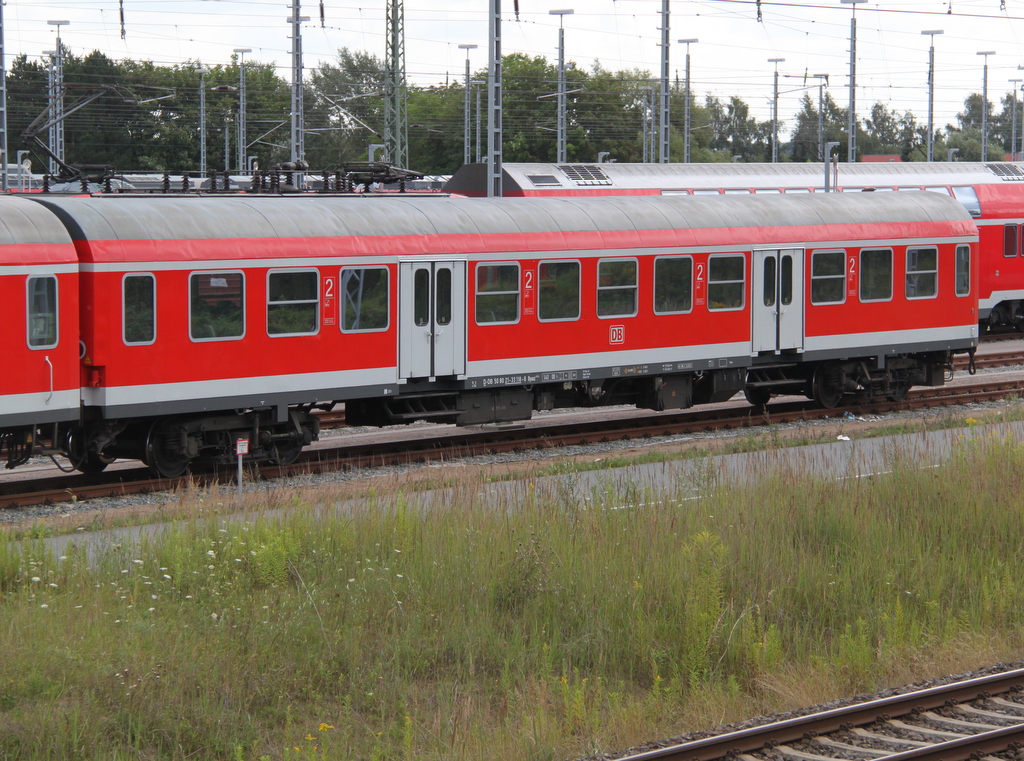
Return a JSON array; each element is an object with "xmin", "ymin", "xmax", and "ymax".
[{"xmin": 609, "ymin": 325, "xmax": 625, "ymax": 344}]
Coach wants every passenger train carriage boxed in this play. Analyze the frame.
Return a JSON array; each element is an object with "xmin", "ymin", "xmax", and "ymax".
[
  {"xmin": 2, "ymin": 190, "xmax": 978, "ymax": 476},
  {"xmin": 0, "ymin": 197, "xmax": 81, "ymax": 467},
  {"xmin": 446, "ymin": 160, "xmax": 1024, "ymax": 328}
]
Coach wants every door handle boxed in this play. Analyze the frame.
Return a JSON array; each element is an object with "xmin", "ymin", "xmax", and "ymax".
[{"xmin": 44, "ymin": 355, "xmax": 53, "ymax": 404}]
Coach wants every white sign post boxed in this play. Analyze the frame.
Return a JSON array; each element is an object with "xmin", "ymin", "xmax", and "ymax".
[{"xmin": 235, "ymin": 438, "xmax": 249, "ymax": 505}]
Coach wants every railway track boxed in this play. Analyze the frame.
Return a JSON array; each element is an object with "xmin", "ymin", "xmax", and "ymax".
[
  {"xmin": 4, "ymin": 373, "xmax": 1024, "ymax": 512},
  {"xmin": 616, "ymin": 667, "xmax": 1024, "ymax": 761}
]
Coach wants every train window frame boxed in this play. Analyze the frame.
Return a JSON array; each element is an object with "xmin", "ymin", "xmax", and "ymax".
[
  {"xmin": 596, "ymin": 257, "xmax": 639, "ymax": 318},
  {"xmin": 341, "ymin": 266, "xmax": 390, "ymax": 333},
  {"xmin": 905, "ymin": 246, "xmax": 938, "ymax": 300},
  {"xmin": 809, "ymin": 250, "xmax": 846, "ymax": 305},
  {"xmin": 123, "ymin": 273, "xmax": 156, "ymax": 346},
  {"xmin": 26, "ymin": 274, "xmax": 58, "ymax": 350},
  {"xmin": 537, "ymin": 259, "xmax": 581, "ymax": 322},
  {"xmin": 859, "ymin": 248, "xmax": 893, "ymax": 303},
  {"xmin": 475, "ymin": 262, "xmax": 521, "ymax": 325},
  {"xmin": 955, "ymin": 245, "xmax": 971, "ymax": 297},
  {"xmin": 267, "ymin": 268, "xmax": 320, "ymax": 337},
  {"xmin": 189, "ymin": 270, "xmax": 245, "ymax": 342},
  {"xmin": 1004, "ymin": 225, "xmax": 1018, "ymax": 258},
  {"xmin": 706, "ymin": 253, "xmax": 746, "ymax": 312},
  {"xmin": 653, "ymin": 255, "xmax": 694, "ymax": 315}
]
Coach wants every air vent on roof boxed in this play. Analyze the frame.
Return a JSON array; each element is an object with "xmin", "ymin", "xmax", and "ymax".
[
  {"xmin": 527, "ymin": 174, "xmax": 563, "ymax": 186},
  {"xmin": 557, "ymin": 164, "xmax": 613, "ymax": 185},
  {"xmin": 986, "ymin": 163, "xmax": 1024, "ymax": 180}
]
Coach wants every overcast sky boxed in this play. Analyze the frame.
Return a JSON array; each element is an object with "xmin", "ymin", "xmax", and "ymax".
[{"xmin": 6, "ymin": 0, "xmax": 1024, "ymax": 131}]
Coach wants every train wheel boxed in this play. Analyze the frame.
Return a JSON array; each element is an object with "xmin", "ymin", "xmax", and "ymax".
[
  {"xmin": 744, "ymin": 386, "xmax": 772, "ymax": 408},
  {"xmin": 887, "ymin": 382, "xmax": 909, "ymax": 402},
  {"xmin": 812, "ymin": 363, "xmax": 844, "ymax": 409},
  {"xmin": 66, "ymin": 427, "xmax": 115, "ymax": 474},
  {"xmin": 144, "ymin": 419, "xmax": 191, "ymax": 478},
  {"xmin": 269, "ymin": 438, "xmax": 303, "ymax": 466}
]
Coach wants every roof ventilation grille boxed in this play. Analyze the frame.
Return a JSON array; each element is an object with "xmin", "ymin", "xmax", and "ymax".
[
  {"xmin": 558, "ymin": 164, "xmax": 613, "ymax": 185},
  {"xmin": 985, "ymin": 163, "xmax": 1024, "ymax": 180}
]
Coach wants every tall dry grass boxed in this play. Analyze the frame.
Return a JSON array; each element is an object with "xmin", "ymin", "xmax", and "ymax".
[{"xmin": 1, "ymin": 428, "xmax": 1023, "ymax": 759}]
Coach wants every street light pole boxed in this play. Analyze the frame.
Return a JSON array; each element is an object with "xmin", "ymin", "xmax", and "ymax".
[
  {"xmin": 978, "ymin": 51, "xmax": 995, "ymax": 161},
  {"xmin": 550, "ymin": 10, "xmax": 573, "ymax": 164},
  {"xmin": 679, "ymin": 38, "xmax": 698, "ymax": 163},
  {"xmin": 197, "ymin": 67, "xmax": 210, "ymax": 175},
  {"xmin": 921, "ymin": 30, "xmax": 943, "ymax": 162},
  {"xmin": 458, "ymin": 44, "xmax": 478, "ymax": 166},
  {"xmin": 841, "ymin": 0, "xmax": 865, "ymax": 162},
  {"xmin": 769, "ymin": 58, "xmax": 785, "ymax": 163},
  {"xmin": 233, "ymin": 48, "xmax": 251, "ymax": 172}
]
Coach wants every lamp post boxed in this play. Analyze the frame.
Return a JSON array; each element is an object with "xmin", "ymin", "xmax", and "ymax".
[
  {"xmin": 639, "ymin": 85, "xmax": 653, "ymax": 163},
  {"xmin": 47, "ymin": 20, "xmax": 69, "ymax": 175},
  {"xmin": 1011, "ymin": 78, "xmax": 1022, "ymax": 162},
  {"xmin": 841, "ymin": 0, "xmax": 865, "ymax": 162},
  {"xmin": 978, "ymin": 51, "xmax": 995, "ymax": 161},
  {"xmin": 197, "ymin": 67, "xmax": 210, "ymax": 174},
  {"xmin": 679, "ymin": 38, "xmax": 698, "ymax": 163},
  {"xmin": 550, "ymin": 9, "xmax": 573, "ymax": 164},
  {"xmin": 768, "ymin": 58, "xmax": 785, "ymax": 163},
  {"xmin": 921, "ymin": 30, "xmax": 943, "ymax": 162},
  {"xmin": 458, "ymin": 44, "xmax": 478, "ymax": 167},
  {"xmin": 233, "ymin": 48, "xmax": 251, "ymax": 172}
]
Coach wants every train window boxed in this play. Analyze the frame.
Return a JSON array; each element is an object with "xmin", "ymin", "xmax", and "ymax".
[
  {"xmin": 123, "ymin": 273, "xmax": 156, "ymax": 345},
  {"xmin": 952, "ymin": 186, "xmax": 982, "ymax": 218},
  {"xmin": 859, "ymin": 249, "xmax": 892, "ymax": 302},
  {"xmin": 754, "ymin": 188, "xmax": 782, "ymax": 194},
  {"xmin": 780, "ymin": 254, "xmax": 793, "ymax": 306},
  {"xmin": 707, "ymin": 254, "xmax": 745, "ymax": 311},
  {"xmin": 1004, "ymin": 225, "xmax": 1018, "ymax": 257},
  {"xmin": 724, "ymin": 189, "xmax": 751, "ymax": 194},
  {"xmin": 267, "ymin": 270, "xmax": 319, "ymax": 336},
  {"xmin": 538, "ymin": 260, "xmax": 581, "ymax": 321},
  {"xmin": 341, "ymin": 267, "xmax": 389, "ymax": 332},
  {"xmin": 436, "ymin": 268, "xmax": 452, "ymax": 326},
  {"xmin": 810, "ymin": 250, "xmax": 845, "ymax": 305},
  {"xmin": 475, "ymin": 263, "xmax": 519, "ymax": 324},
  {"xmin": 26, "ymin": 275, "xmax": 58, "ymax": 349},
  {"xmin": 414, "ymin": 269, "xmax": 429, "ymax": 327},
  {"xmin": 190, "ymin": 271, "xmax": 244, "ymax": 341},
  {"xmin": 924, "ymin": 186, "xmax": 951, "ymax": 196},
  {"xmin": 956, "ymin": 245, "xmax": 971, "ymax": 296},
  {"xmin": 783, "ymin": 188, "xmax": 811, "ymax": 193},
  {"xmin": 692, "ymin": 189, "xmax": 721, "ymax": 196},
  {"xmin": 905, "ymin": 247, "xmax": 938, "ymax": 299},
  {"xmin": 762, "ymin": 257, "xmax": 776, "ymax": 307},
  {"xmin": 597, "ymin": 258, "xmax": 638, "ymax": 318},
  {"xmin": 653, "ymin": 256, "xmax": 693, "ymax": 314}
]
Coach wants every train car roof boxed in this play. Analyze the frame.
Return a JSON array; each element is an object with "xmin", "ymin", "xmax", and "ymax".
[
  {"xmin": 0, "ymin": 195, "xmax": 77, "ymax": 265},
  {"xmin": 25, "ymin": 191, "xmax": 974, "ymax": 263},
  {"xmin": 444, "ymin": 160, "xmax": 1024, "ymax": 196}
]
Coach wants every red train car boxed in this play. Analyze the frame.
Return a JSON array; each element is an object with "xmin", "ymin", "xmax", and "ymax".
[
  {"xmin": 0, "ymin": 197, "xmax": 81, "ymax": 468},
  {"xmin": 21, "ymin": 190, "xmax": 975, "ymax": 476},
  {"xmin": 446, "ymin": 160, "xmax": 1024, "ymax": 328}
]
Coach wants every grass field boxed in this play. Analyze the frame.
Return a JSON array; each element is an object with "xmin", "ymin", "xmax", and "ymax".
[{"xmin": 1, "ymin": 421, "xmax": 1023, "ymax": 760}]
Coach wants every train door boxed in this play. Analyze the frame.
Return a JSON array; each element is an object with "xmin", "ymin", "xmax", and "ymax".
[
  {"xmin": 751, "ymin": 249, "xmax": 804, "ymax": 354},
  {"xmin": 398, "ymin": 261, "xmax": 467, "ymax": 379}
]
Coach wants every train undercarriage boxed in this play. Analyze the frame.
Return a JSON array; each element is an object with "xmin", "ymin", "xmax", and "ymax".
[{"xmin": 2, "ymin": 351, "xmax": 963, "ymax": 478}]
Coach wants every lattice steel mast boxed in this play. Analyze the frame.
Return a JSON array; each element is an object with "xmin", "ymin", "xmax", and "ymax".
[{"xmin": 384, "ymin": 0, "xmax": 408, "ymax": 168}]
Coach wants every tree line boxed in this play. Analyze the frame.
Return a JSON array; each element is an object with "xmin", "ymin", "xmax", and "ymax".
[{"xmin": 8, "ymin": 45, "xmax": 1022, "ymax": 177}]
